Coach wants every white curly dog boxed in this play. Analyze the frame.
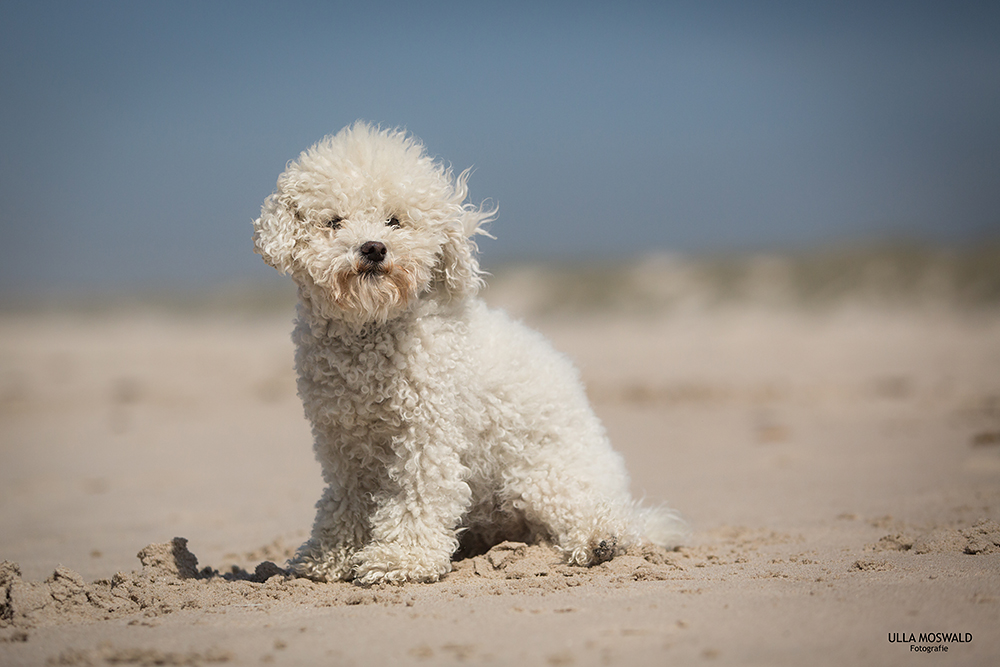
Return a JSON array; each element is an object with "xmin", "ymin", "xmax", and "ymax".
[{"xmin": 253, "ymin": 122, "xmax": 687, "ymax": 584}]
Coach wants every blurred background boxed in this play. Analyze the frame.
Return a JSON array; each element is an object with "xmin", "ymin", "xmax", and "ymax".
[{"xmin": 1, "ymin": 0, "xmax": 998, "ymax": 302}]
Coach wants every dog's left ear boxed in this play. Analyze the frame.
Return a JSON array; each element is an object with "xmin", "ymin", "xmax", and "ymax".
[{"xmin": 434, "ymin": 170, "xmax": 496, "ymax": 301}]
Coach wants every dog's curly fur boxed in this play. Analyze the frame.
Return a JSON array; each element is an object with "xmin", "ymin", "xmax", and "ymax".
[{"xmin": 253, "ymin": 122, "xmax": 688, "ymax": 584}]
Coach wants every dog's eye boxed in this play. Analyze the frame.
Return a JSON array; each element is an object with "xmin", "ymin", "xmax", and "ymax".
[
  {"xmin": 387, "ymin": 216, "xmax": 401, "ymax": 228},
  {"xmin": 323, "ymin": 216, "xmax": 343, "ymax": 229}
]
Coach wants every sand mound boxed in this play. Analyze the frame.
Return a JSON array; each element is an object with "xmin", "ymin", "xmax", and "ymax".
[{"xmin": 1, "ymin": 537, "xmax": 688, "ymax": 637}]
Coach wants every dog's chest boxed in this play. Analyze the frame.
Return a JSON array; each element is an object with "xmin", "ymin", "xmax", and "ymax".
[
  {"xmin": 299, "ymin": 336, "xmax": 408, "ymax": 412},
  {"xmin": 300, "ymin": 318, "xmax": 479, "ymax": 420}
]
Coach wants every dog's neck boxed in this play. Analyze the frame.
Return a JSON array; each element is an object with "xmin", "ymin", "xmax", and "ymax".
[{"xmin": 294, "ymin": 283, "xmax": 465, "ymax": 345}]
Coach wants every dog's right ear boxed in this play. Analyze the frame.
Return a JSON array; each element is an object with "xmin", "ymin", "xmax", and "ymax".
[{"xmin": 252, "ymin": 194, "xmax": 298, "ymax": 274}]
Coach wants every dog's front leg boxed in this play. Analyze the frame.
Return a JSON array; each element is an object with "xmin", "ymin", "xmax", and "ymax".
[
  {"xmin": 352, "ymin": 429, "xmax": 472, "ymax": 584},
  {"xmin": 289, "ymin": 481, "xmax": 374, "ymax": 582}
]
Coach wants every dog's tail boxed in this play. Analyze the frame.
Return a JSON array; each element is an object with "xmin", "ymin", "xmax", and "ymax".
[{"xmin": 636, "ymin": 504, "xmax": 690, "ymax": 550}]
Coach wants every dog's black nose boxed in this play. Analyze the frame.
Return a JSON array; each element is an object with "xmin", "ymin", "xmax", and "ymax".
[{"xmin": 359, "ymin": 241, "xmax": 387, "ymax": 265}]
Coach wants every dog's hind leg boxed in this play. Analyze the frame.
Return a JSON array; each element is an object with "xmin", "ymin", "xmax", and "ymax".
[{"xmin": 501, "ymin": 457, "xmax": 640, "ymax": 566}]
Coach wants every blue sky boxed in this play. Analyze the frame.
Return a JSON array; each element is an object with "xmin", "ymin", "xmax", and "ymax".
[{"xmin": 1, "ymin": 1, "xmax": 998, "ymax": 293}]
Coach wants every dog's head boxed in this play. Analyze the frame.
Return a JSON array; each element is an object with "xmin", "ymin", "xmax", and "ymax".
[{"xmin": 253, "ymin": 122, "xmax": 495, "ymax": 325}]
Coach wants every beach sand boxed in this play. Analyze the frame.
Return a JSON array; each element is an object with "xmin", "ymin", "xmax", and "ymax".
[{"xmin": 2, "ymin": 253, "xmax": 999, "ymax": 665}]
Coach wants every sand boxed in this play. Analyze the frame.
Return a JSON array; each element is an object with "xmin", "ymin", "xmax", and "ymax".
[{"xmin": 2, "ymin": 256, "xmax": 999, "ymax": 665}]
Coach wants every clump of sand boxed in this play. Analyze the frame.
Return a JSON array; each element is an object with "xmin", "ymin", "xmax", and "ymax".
[{"xmin": 867, "ymin": 518, "xmax": 1000, "ymax": 555}]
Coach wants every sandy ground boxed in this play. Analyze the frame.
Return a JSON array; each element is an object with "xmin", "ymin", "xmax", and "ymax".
[{"xmin": 2, "ymin": 261, "xmax": 999, "ymax": 665}]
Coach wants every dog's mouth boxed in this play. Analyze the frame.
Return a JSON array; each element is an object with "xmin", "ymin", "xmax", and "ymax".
[{"xmin": 357, "ymin": 261, "xmax": 387, "ymax": 278}]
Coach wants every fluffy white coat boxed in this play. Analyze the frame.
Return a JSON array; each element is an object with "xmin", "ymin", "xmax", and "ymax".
[{"xmin": 253, "ymin": 122, "xmax": 687, "ymax": 584}]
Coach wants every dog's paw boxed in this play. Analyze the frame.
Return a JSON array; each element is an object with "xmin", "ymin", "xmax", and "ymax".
[
  {"xmin": 288, "ymin": 542, "xmax": 355, "ymax": 582},
  {"xmin": 591, "ymin": 537, "xmax": 619, "ymax": 564},
  {"xmin": 351, "ymin": 543, "xmax": 452, "ymax": 585}
]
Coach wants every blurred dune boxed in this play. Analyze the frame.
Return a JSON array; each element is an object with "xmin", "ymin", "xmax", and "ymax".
[{"xmin": 483, "ymin": 242, "xmax": 1000, "ymax": 320}]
